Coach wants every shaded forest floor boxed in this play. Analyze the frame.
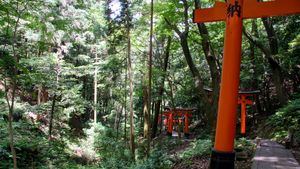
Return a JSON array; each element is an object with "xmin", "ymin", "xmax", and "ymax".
[
  {"xmin": 169, "ymin": 141, "xmax": 254, "ymax": 169},
  {"xmin": 155, "ymin": 131, "xmax": 255, "ymax": 169}
]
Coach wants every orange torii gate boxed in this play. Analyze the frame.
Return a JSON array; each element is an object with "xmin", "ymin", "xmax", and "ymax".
[
  {"xmin": 160, "ymin": 108, "xmax": 195, "ymax": 138},
  {"xmin": 238, "ymin": 90, "xmax": 259, "ymax": 134},
  {"xmin": 205, "ymin": 88, "xmax": 260, "ymax": 135},
  {"xmin": 193, "ymin": 0, "xmax": 300, "ymax": 168}
]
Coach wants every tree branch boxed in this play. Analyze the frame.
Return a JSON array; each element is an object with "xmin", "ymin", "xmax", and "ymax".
[
  {"xmin": 164, "ymin": 17, "xmax": 182, "ymax": 36},
  {"xmin": 242, "ymin": 27, "xmax": 271, "ymax": 56},
  {"xmin": 182, "ymin": 0, "xmax": 189, "ymax": 33}
]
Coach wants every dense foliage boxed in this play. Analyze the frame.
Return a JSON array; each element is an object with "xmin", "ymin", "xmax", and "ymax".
[
  {"xmin": 0, "ymin": 0, "xmax": 299, "ymax": 168},
  {"xmin": 267, "ymin": 95, "xmax": 300, "ymax": 141}
]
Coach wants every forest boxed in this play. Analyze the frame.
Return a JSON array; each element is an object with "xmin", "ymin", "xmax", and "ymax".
[{"xmin": 0, "ymin": 0, "xmax": 299, "ymax": 168}]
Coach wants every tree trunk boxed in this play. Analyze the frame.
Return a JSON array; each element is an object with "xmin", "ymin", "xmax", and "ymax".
[
  {"xmin": 151, "ymin": 37, "xmax": 171, "ymax": 138},
  {"xmin": 194, "ymin": 0, "xmax": 221, "ymax": 139},
  {"xmin": 5, "ymin": 7, "xmax": 22, "ymax": 167},
  {"xmin": 37, "ymin": 86, "xmax": 41, "ymax": 105},
  {"xmin": 165, "ymin": 0, "xmax": 212, "ymax": 132},
  {"xmin": 143, "ymin": 79, "xmax": 149, "ymax": 139},
  {"xmin": 262, "ymin": 18, "xmax": 288, "ymax": 105},
  {"xmin": 49, "ymin": 94, "xmax": 56, "ymax": 140},
  {"xmin": 194, "ymin": 0, "xmax": 220, "ymax": 120},
  {"xmin": 142, "ymin": 0, "xmax": 154, "ymax": 157},
  {"xmin": 179, "ymin": 34, "xmax": 212, "ymax": 129},
  {"xmin": 124, "ymin": 64, "xmax": 128, "ymax": 141},
  {"xmin": 94, "ymin": 50, "xmax": 98, "ymax": 125},
  {"xmin": 249, "ymin": 20, "xmax": 262, "ymax": 115},
  {"xmin": 114, "ymin": 103, "xmax": 122, "ymax": 139},
  {"xmin": 5, "ymin": 80, "xmax": 18, "ymax": 169},
  {"xmin": 116, "ymin": 105, "xmax": 123, "ymax": 139},
  {"xmin": 142, "ymin": 51, "xmax": 150, "ymax": 154},
  {"xmin": 243, "ymin": 19, "xmax": 287, "ymax": 106},
  {"xmin": 125, "ymin": 0, "xmax": 135, "ymax": 159},
  {"xmin": 114, "ymin": 104, "xmax": 119, "ymax": 130}
]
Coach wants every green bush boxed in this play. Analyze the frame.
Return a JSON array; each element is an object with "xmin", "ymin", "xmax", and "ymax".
[
  {"xmin": 234, "ymin": 137, "xmax": 255, "ymax": 158},
  {"xmin": 267, "ymin": 96, "xmax": 300, "ymax": 141},
  {"xmin": 94, "ymin": 127, "xmax": 133, "ymax": 169},
  {"xmin": 132, "ymin": 148, "xmax": 172, "ymax": 169},
  {"xmin": 180, "ymin": 139, "xmax": 212, "ymax": 159},
  {"xmin": 0, "ymin": 119, "xmax": 74, "ymax": 169}
]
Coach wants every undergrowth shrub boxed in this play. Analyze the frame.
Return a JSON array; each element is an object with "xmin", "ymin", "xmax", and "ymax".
[
  {"xmin": 180, "ymin": 139, "xmax": 212, "ymax": 159},
  {"xmin": 267, "ymin": 96, "xmax": 300, "ymax": 141},
  {"xmin": 234, "ymin": 137, "xmax": 255, "ymax": 158},
  {"xmin": 132, "ymin": 147, "xmax": 172, "ymax": 169},
  {"xmin": 95, "ymin": 127, "xmax": 133, "ymax": 169},
  {"xmin": 0, "ymin": 119, "xmax": 73, "ymax": 169}
]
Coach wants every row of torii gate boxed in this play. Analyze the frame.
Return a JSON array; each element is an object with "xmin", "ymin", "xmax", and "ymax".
[{"xmin": 160, "ymin": 89, "xmax": 259, "ymax": 138}]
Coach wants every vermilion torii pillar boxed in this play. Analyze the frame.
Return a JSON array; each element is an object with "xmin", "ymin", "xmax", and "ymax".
[
  {"xmin": 238, "ymin": 91, "xmax": 259, "ymax": 134},
  {"xmin": 193, "ymin": 0, "xmax": 300, "ymax": 168},
  {"xmin": 239, "ymin": 94, "xmax": 253, "ymax": 134}
]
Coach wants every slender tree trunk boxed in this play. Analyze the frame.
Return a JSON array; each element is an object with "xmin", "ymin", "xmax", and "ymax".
[
  {"xmin": 49, "ymin": 94, "xmax": 56, "ymax": 140},
  {"xmin": 244, "ymin": 18, "xmax": 287, "ymax": 106},
  {"xmin": 142, "ymin": 0, "xmax": 154, "ymax": 157},
  {"xmin": 49, "ymin": 51, "xmax": 62, "ymax": 141},
  {"xmin": 5, "ymin": 79, "xmax": 18, "ymax": 169},
  {"xmin": 94, "ymin": 50, "xmax": 98, "ymax": 125},
  {"xmin": 160, "ymin": 100, "xmax": 165, "ymax": 133},
  {"xmin": 124, "ymin": 64, "xmax": 128, "ymax": 141},
  {"xmin": 143, "ymin": 78, "xmax": 149, "ymax": 139},
  {"xmin": 249, "ymin": 20, "xmax": 262, "ymax": 116},
  {"xmin": 165, "ymin": 0, "xmax": 212, "ymax": 132},
  {"xmin": 83, "ymin": 77, "xmax": 86, "ymax": 99},
  {"xmin": 5, "ymin": 3, "xmax": 23, "ymax": 167},
  {"xmin": 114, "ymin": 104, "xmax": 119, "ymax": 130},
  {"xmin": 262, "ymin": 18, "xmax": 287, "ymax": 105},
  {"xmin": 142, "ymin": 51, "xmax": 149, "ymax": 138},
  {"xmin": 151, "ymin": 37, "xmax": 171, "ymax": 138},
  {"xmin": 151, "ymin": 102, "xmax": 154, "ymax": 124},
  {"xmin": 116, "ymin": 105, "xmax": 123, "ymax": 139},
  {"xmin": 128, "ymin": 29, "xmax": 135, "ymax": 160},
  {"xmin": 140, "ymin": 108, "xmax": 144, "ymax": 134},
  {"xmin": 114, "ymin": 102, "xmax": 121, "ymax": 139},
  {"xmin": 179, "ymin": 34, "xmax": 212, "ymax": 128},
  {"xmin": 37, "ymin": 86, "xmax": 41, "ymax": 105},
  {"xmin": 194, "ymin": 1, "xmax": 220, "ymax": 132},
  {"xmin": 125, "ymin": 0, "xmax": 135, "ymax": 159},
  {"xmin": 142, "ymin": 72, "xmax": 150, "ymax": 152}
]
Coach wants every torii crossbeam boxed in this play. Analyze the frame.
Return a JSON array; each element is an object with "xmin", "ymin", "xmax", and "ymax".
[{"xmin": 193, "ymin": 0, "xmax": 300, "ymax": 169}]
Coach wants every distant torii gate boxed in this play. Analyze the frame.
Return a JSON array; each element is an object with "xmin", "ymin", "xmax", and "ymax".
[
  {"xmin": 238, "ymin": 90, "xmax": 259, "ymax": 134},
  {"xmin": 193, "ymin": 0, "xmax": 300, "ymax": 168},
  {"xmin": 160, "ymin": 108, "xmax": 195, "ymax": 138},
  {"xmin": 205, "ymin": 88, "xmax": 260, "ymax": 135}
]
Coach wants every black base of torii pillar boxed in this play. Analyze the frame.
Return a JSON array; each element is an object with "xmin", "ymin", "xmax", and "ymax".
[{"xmin": 210, "ymin": 150, "xmax": 235, "ymax": 169}]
